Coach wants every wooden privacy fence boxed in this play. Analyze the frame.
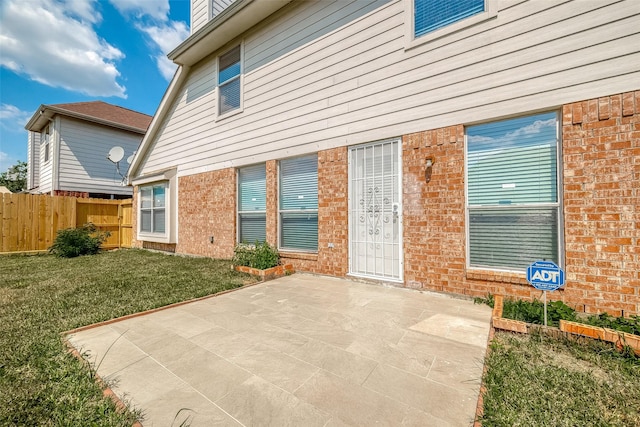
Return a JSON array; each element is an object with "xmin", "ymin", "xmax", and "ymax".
[{"xmin": 0, "ymin": 193, "xmax": 132, "ymax": 253}]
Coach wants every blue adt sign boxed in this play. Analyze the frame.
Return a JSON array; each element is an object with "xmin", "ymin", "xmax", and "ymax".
[{"xmin": 527, "ymin": 261, "xmax": 565, "ymax": 291}]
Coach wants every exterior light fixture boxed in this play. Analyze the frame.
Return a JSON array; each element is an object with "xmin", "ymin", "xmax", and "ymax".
[{"xmin": 425, "ymin": 156, "xmax": 435, "ymax": 183}]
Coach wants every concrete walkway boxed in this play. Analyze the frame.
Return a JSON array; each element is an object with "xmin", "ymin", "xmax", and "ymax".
[{"xmin": 67, "ymin": 274, "xmax": 491, "ymax": 426}]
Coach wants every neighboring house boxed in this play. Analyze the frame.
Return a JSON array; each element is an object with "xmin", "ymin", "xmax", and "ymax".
[
  {"xmin": 128, "ymin": 0, "xmax": 639, "ymax": 315},
  {"xmin": 25, "ymin": 101, "xmax": 152, "ymax": 198}
]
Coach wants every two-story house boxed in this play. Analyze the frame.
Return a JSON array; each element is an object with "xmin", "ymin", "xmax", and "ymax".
[
  {"xmin": 128, "ymin": 0, "xmax": 639, "ymax": 315},
  {"xmin": 26, "ymin": 101, "xmax": 152, "ymax": 198}
]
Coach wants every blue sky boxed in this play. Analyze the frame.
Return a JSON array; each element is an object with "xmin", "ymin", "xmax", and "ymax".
[{"xmin": 0, "ymin": 0, "xmax": 191, "ymax": 173}]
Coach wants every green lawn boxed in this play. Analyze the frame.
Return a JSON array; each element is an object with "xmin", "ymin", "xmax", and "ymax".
[
  {"xmin": 2, "ymin": 250, "xmax": 639, "ymax": 426},
  {"xmin": 0, "ymin": 249, "xmax": 256, "ymax": 426},
  {"xmin": 480, "ymin": 330, "xmax": 640, "ymax": 426}
]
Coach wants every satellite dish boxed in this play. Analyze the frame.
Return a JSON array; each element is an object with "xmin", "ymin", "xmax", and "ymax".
[
  {"xmin": 107, "ymin": 146, "xmax": 125, "ymax": 163},
  {"xmin": 126, "ymin": 154, "xmax": 134, "ymax": 164}
]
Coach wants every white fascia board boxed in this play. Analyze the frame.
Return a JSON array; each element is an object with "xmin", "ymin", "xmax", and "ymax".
[
  {"xmin": 127, "ymin": 65, "xmax": 190, "ymax": 184},
  {"xmin": 130, "ymin": 168, "xmax": 177, "ymax": 186},
  {"xmin": 169, "ymin": 0, "xmax": 293, "ymax": 66}
]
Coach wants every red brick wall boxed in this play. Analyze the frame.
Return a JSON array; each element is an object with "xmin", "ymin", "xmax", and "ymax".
[
  {"xmin": 403, "ymin": 125, "xmax": 467, "ymax": 293},
  {"xmin": 402, "ymin": 91, "xmax": 640, "ymax": 316},
  {"xmin": 176, "ymin": 169, "xmax": 236, "ymax": 258},
  {"xmin": 279, "ymin": 148, "xmax": 349, "ymax": 275},
  {"xmin": 562, "ymin": 91, "xmax": 639, "ymax": 315},
  {"xmin": 266, "ymin": 160, "xmax": 278, "ymax": 246},
  {"xmin": 316, "ymin": 147, "xmax": 349, "ymax": 276},
  {"xmin": 53, "ymin": 190, "xmax": 89, "ymax": 198},
  {"xmin": 131, "ymin": 91, "xmax": 639, "ymax": 315}
]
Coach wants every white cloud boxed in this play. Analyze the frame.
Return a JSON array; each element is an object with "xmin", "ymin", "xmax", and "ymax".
[
  {"xmin": 138, "ymin": 21, "xmax": 190, "ymax": 80},
  {"xmin": 108, "ymin": 0, "xmax": 188, "ymax": 81},
  {"xmin": 63, "ymin": 0, "xmax": 102, "ymax": 24},
  {"xmin": 0, "ymin": 104, "xmax": 33, "ymax": 130},
  {"xmin": 109, "ymin": 0, "xmax": 170, "ymax": 21},
  {"xmin": 0, "ymin": 0, "xmax": 126, "ymax": 98}
]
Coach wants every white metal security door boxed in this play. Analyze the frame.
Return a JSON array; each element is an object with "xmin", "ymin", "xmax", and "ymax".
[{"xmin": 349, "ymin": 140, "xmax": 402, "ymax": 281}]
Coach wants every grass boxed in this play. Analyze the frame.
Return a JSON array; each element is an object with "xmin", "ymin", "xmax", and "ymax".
[
  {"xmin": 0, "ymin": 249, "xmax": 256, "ymax": 426},
  {"xmin": 481, "ymin": 330, "xmax": 640, "ymax": 426}
]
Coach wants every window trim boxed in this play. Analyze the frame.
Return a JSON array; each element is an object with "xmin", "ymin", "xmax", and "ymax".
[
  {"xmin": 464, "ymin": 111, "xmax": 564, "ymax": 274},
  {"xmin": 278, "ymin": 154, "xmax": 319, "ymax": 253},
  {"xmin": 139, "ymin": 183, "xmax": 168, "ymax": 235},
  {"xmin": 43, "ymin": 125, "xmax": 50, "ymax": 163},
  {"xmin": 134, "ymin": 169, "xmax": 177, "ymax": 244},
  {"xmin": 216, "ymin": 43, "xmax": 244, "ymax": 120},
  {"xmin": 236, "ymin": 163, "xmax": 267, "ymax": 245},
  {"xmin": 405, "ymin": 0, "xmax": 497, "ymax": 49}
]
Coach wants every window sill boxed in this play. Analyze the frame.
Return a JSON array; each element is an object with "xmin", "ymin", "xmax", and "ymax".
[
  {"xmin": 405, "ymin": 3, "xmax": 497, "ymax": 51},
  {"xmin": 466, "ymin": 268, "xmax": 528, "ymax": 286},
  {"xmin": 215, "ymin": 107, "xmax": 243, "ymax": 122},
  {"xmin": 138, "ymin": 233, "xmax": 174, "ymax": 244},
  {"xmin": 279, "ymin": 251, "xmax": 318, "ymax": 262}
]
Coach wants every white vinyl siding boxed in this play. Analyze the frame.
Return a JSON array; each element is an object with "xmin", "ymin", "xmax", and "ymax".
[
  {"xmin": 27, "ymin": 131, "xmax": 40, "ymax": 190},
  {"xmin": 237, "ymin": 164, "xmax": 266, "ymax": 244},
  {"xmin": 191, "ymin": 0, "xmax": 208, "ymax": 33},
  {"xmin": 138, "ymin": 0, "xmax": 639, "ymax": 179},
  {"xmin": 279, "ymin": 155, "xmax": 318, "ymax": 252},
  {"xmin": 38, "ymin": 125, "xmax": 53, "ymax": 194},
  {"xmin": 466, "ymin": 112, "xmax": 561, "ymax": 271},
  {"xmin": 57, "ymin": 117, "xmax": 140, "ymax": 196},
  {"xmin": 212, "ymin": 0, "xmax": 236, "ymax": 17}
]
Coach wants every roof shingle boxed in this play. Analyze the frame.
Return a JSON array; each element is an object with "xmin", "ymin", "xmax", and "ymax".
[{"xmin": 50, "ymin": 101, "xmax": 152, "ymax": 131}]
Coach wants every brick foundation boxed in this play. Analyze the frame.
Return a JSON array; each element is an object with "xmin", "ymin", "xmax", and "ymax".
[
  {"xmin": 132, "ymin": 90, "xmax": 639, "ymax": 315},
  {"xmin": 53, "ymin": 190, "xmax": 89, "ymax": 198}
]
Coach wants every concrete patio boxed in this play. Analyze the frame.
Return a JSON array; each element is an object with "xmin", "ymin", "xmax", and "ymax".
[{"xmin": 66, "ymin": 274, "xmax": 491, "ymax": 426}]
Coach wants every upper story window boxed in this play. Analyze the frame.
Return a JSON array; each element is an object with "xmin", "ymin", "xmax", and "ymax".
[
  {"xmin": 465, "ymin": 111, "xmax": 561, "ymax": 271},
  {"xmin": 414, "ymin": 0, "xmax": 485, "ymax": 38},
  {"xmin": 42, "ymin": 125, "xmax": 50, "ymax": 163},
  {"xmin": 237, "ymin": 164, "xmax": 266, "ymax": 244},
  {"xmin": 218, "ymin": 45, "xmax": 242, "ymax": 116}
]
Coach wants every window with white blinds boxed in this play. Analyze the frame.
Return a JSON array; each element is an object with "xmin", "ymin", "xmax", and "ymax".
[
  {"xmin": 238, "ymin": 164, "xmax": 266, "ymax": 244},
  {"xmin": 414, "ymin": 0, "xmax": 484, "ymax": 38},
  {"xmin": 279, "ymin": 155, "xmax": 318, "ymax": 251},
  {"xmin": 140, "ymin": 183, "xmax": 167, "ymax": 234},
  {"xmin": 466, "ymin": 112, "xmax": 561, "ymax": 271},
  {"xmin": 218, "ymin": 45, "xmax": 241, "ymax": 116}
]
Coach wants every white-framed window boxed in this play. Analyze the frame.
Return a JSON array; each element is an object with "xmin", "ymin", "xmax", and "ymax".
[
  {"xmin": 140, "ymin": 183, "xmax": 167, "ymax": 235},
  {"xmin": 43, "ymin": 125, "xmax": 50, "ymax": 163},
  {"xmin": 135, "ymin": 169, "xmax": 177, "ymax": 244},
  {"xmin": 237, "ymin": 164, "xmax": 266, "ymax": 244},
  {"xmin": 465, "ymin": 111, "xmax": 562, "ymax": 271},
  {"xmin": 406, "ymin": 0, "xmax": 496, "ymax": 48},
  {"xmin": 218, "ymin": 44, "xmax": 242, "ymax": 117},
  {"xmin": 279, "ymin": 154, "xmax": 318, "ymax": 252}
]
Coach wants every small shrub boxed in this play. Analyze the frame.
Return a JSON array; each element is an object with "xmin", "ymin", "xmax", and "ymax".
[
  {"xmin": 474, "ymin": 293, "xmax": 495, "ymax": 308},
  {"xmin": 49, "ymin": 223, "xmax": 110, "ymax": 258},
  {"xmin": 585, "ymin": 313, "xmax": 640, "ymax": 336},
  {"xmin": 502, "ymin": 298, "xmax": 577, "ymax": 327},
  {"xmin": 232, "ymin": 241, "xmax": 279, "ymax": 270}
]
